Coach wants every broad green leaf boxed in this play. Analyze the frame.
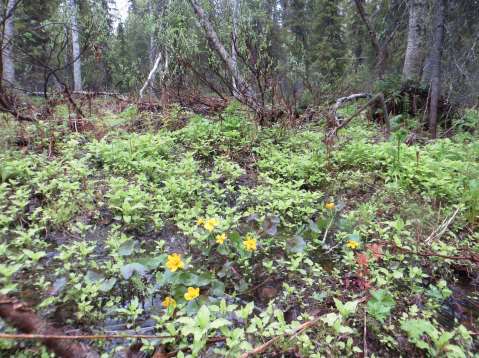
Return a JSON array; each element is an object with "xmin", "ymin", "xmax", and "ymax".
[
  {"xmin": 120, "ymin": 263, "xmax": 147, "ymax": 280},
  {"xmin": 197, "ymin": 305, "xmax": 210, "ymax": 329}
]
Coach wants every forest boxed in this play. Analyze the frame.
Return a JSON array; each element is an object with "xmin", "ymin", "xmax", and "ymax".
[{"xmin": 0, "ymin": 0, "xmax": 478, "ymax": 357}]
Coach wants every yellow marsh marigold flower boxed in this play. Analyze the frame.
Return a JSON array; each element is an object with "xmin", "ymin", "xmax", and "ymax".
[
  {"xmin": 204, "ymin": 218, "xmax": 220, "ymax": 232},
  {"xmin": 162, "ymin": 296, "xmax": 176, "ymax": 308},
  {"xmin": 184, "ymin": 287, "xmax": 200, "ymax": 301},
  {"xmin": 243, "ymin": 237, "xmax": 257, "ymax": 252},
  {"xmin": 346, "ymin": 240, "xmax": 359, "ymax": 250},
  {"xmin": 196, "ymin": 217, "xmax": 205, "ymax": 226},
  {"xmin": 216, "ymin": 233, "xmax": 227, "ymax": 244},
  {"xmin": 325, "ymin": 202, "xmax": 335, "ymax": 210},
  {"xmin": 166, "ymin": 253, "xmax": 184, "ymax": 272}
]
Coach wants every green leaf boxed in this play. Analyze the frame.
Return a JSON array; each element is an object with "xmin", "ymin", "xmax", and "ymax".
[
  {"xmin": 367, "ymin": 289, "xmax": 396, "ymax": 322},
  {"xmin": 209, "ymin": 318, "xmax": 231, "ymax": 329},
  {"xmin": 136, "ymin": 254, "xmax": 166, "ymax": 270},
  {"xmin": 211, "ymin": 280, "xmax": 225, "ymax": 296},
  {"xmin": 197, "ymin": 305, "xmax": 210, "ymax": 329},
  {"xmin": 120, "ymin": 263, "xmax": 147, "ymax": 280},
  {"xmin": 85, "ymin": 270, "xmax": 105, "ymax": 283},
  {"xmin": 118, "ymin": 240, "xmax": 136, "ymax": 256},
  {"xmin": 334, "ymin": 298, "xmax": 359, "ymax": 318},
  {"xmin": 99, "ymin": 278, "xmax": 117, "ymax": 292},
  {"xmin": 401, "ymin": 319, "xmax": 435, "ymax": 340},
  {"xmin": 287, "ymin": 235, "xmax": 306, "ymax": 253}
]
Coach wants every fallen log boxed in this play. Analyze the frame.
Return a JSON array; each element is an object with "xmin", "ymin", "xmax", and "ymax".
[{"xmin": 0, "ymin": 294, "xmax": 99, "ymax": 358}]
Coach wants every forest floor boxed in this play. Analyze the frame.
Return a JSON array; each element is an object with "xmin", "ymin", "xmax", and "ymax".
[{"xmin": 0, "ymin": 99, "xmax": 478, "ymax": 357}]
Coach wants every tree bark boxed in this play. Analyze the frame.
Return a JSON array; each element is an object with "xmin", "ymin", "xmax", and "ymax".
[
  {"xmin": 68, "ymin": 0, "xmax": 82, "ymax": 92},
  {"xmin": 231, "ymin": 0, "xmax": 239, "ymax": 93},
  {"xmin": 139, "ymin": 51, "xmax": 167, "ymax": 99},
  {"xmin": 428, "ymin": 0, "xmax": 446, "ymax": 139},
  {"xmin": 402, "ymin": 0, "xmax": 427, "ymax": 82},
  {"xmin": 2, "ymin": 0, "xmax": 16, "ymax": 86},
  {"xmin": 353, "ymin": 0, "xmax": 387, "ymax": 79},
  {"xmin": 0, "ymin": 295, "xmax": 99, "ymax": 358},
  {"xmin": 187, "ymin": 0, "xmax": 263, "ymax": 115}
]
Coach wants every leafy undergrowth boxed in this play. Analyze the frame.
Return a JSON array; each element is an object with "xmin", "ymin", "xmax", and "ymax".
[{"xmin": 1, "ymin": 102, "xmax": 479, "ymax": 357}]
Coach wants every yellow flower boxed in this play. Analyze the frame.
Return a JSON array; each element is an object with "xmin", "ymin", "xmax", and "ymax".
[
  {"xmin": 215, "ymin": 233, "xmax": 227, "ymax": 244},
  {"xmin": 184, "ymin": 287, "xmax": 200, "ymax": 301},
  {"xmin": 325, "ymin": 202, "xmax": 335, "ymax": 210},
  {"xmin": 196, "ymin": 217, "xmax": 205, "ymax": 226},
  {"xmin": 243, "ymin": 237, "xmax": 257, "ymax": 252},
  {"xmin": 346, "ymin": 240, "xmax": 359, "ymax": 250},
  {"xmin": 166, "ymin": 253, "xmax": 184, "ymax": 272},
  {"xmin": 203, "ymin": 218, "xmax": 219, "ymax": 232},
  {"xmin": 162, "ymin": 296, "xmax": 176, "ymax": 308}
]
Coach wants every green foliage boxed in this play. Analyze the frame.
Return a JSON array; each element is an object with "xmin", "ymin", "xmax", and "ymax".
[
  {"xmin": 1, "ymin": 104, "xmax": 478, "ymax": 357},
  {"xmin": 367, "ymin": 289, "xmax": 395, "ymax": 322}
]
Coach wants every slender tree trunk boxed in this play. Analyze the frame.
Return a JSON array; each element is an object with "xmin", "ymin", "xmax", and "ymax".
[
  {"xmin": 140, "ymin": 51, "xmax": 167, "ymax": 98},
  {"xmin": 187, "ymin": 0, "xmax": 262, "ymax": 114},
  {"xmin": 402, "ymin": 0, "xmax": 427, "ymax": 82},
  {"xmin": 2, "ymin": 0, "xmax": 16, "ymax": 86},
  {"xmin": 428, "ymin": 0, "xmax": 445, "ymax": 139},
  {"xmin": 68, "ymin": 0, "xmax": 82, "ymax": 92},
  {"xmin": 375, "ymin": 48, "xmax": 388, "ymax": 80},
  {"xmin": 231, "ymin": 0, "xmax": 239, "ymax": 93},
  {"xmin": 148, "ymin": 0, "xmax": 156, "ymax": 69},
  {"xmin": 353, "ymin": 0, "xmax": 387, "ymax": 79}
]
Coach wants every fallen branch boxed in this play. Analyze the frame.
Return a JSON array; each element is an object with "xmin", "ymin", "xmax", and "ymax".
[
  {"xmin": 0, "ymin": 295, "xmax": 99, "ymax": 358},
  {"xmin": 332, "ymin": 93, "xmax": 371, "ymax": 118},
  {"xmin": 0, "ymin": 333, "xmax": 174, "ymax": 341},
  {"xmin": 377, "ymin": 241, "xmax": 479, "ymax": 265}
]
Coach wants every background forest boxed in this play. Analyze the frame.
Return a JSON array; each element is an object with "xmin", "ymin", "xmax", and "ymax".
[{"xmin": 1, "ymin": 0, "xmax": 479, "ymax": 357}]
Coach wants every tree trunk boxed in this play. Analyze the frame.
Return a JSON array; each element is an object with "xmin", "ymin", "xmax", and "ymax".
[
  {"xmin": 375, "ymin": 48, "xmax": 388, "ymax": 80},
  {"xmin": 402, "ymin": 0, "xmax": 427, "ymax": 83},
  {"xmin": 139, "ymin": 52, "xmax": 167, "ymax": 99},
  {"xmin": 68, "ymin": 0, "xmax": 82, "ymax": 92},
  {"xmin": 231, "ymin": 0, "xmax": 239, "ymax": 93},
  {"xmin": 187, "ymin": 0, "xmax": 263, "ymax": 115},
  {"xmin": 428, "ymin": 0, "xmax": 446, "ymax": 139},
  {"xmin": 148, "ymin": 0, "xmax": 156, "ymax": 69},
  {"xmin": 2, "ymin": 0, "xmax": 16, "ymax": 86},
  {"xmin": 353, "ymin": 0, "xmax": 387, "ymax": 79}
]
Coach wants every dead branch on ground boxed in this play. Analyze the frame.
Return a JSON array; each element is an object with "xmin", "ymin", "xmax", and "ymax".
[{"xmin": 0, "ymin": 294, "xmax": 99, "ymax": 358}]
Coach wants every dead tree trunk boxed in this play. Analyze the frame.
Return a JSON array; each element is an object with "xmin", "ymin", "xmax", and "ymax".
[
  {"xmin": 402, "ymin": 0, "xmax": 427, "ymax": 83},
  {"xmin": 187, "ymin": 0, "xmax": 263, "ymax": 116},
  {"xmin": 428, "ymin": 0, "xmax": 446, "ymax": 139}
]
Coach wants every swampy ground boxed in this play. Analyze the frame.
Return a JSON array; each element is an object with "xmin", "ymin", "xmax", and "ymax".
[{"xmin": 1, "ymin": 100, "xmax": 478, "ymax": 357}]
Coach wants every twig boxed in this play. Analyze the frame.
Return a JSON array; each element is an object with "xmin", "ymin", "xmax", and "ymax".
[
  {"xmin": 377, "ymin": 241, "xmax": 479, "ymax": 265},
  {"xmin": 240, "ymin": 316, "xmax": 322, "ymax": 357},
  {"xmin": 363, "ymin": 311, "xmax": 368, "ymax": 358},
  {"xmin": 425, "ymin": 207, "xmax": 461, "ymax": 244},
  {"xmin": 322, "ymin": 212, "xmax": 336, "ymax": 244}
]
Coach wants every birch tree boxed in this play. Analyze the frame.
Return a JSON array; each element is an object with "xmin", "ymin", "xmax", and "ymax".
[
  {"xmin": 2, "ymin": 0, "xmax": 16, "ymax": 86},
  {"xmin": 68, "ymin": 0, "xmax": 82, "ymax": 92},
  {"xmin": 187, "ymin": 0, "xmax": 263, "ymax": 115}
]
